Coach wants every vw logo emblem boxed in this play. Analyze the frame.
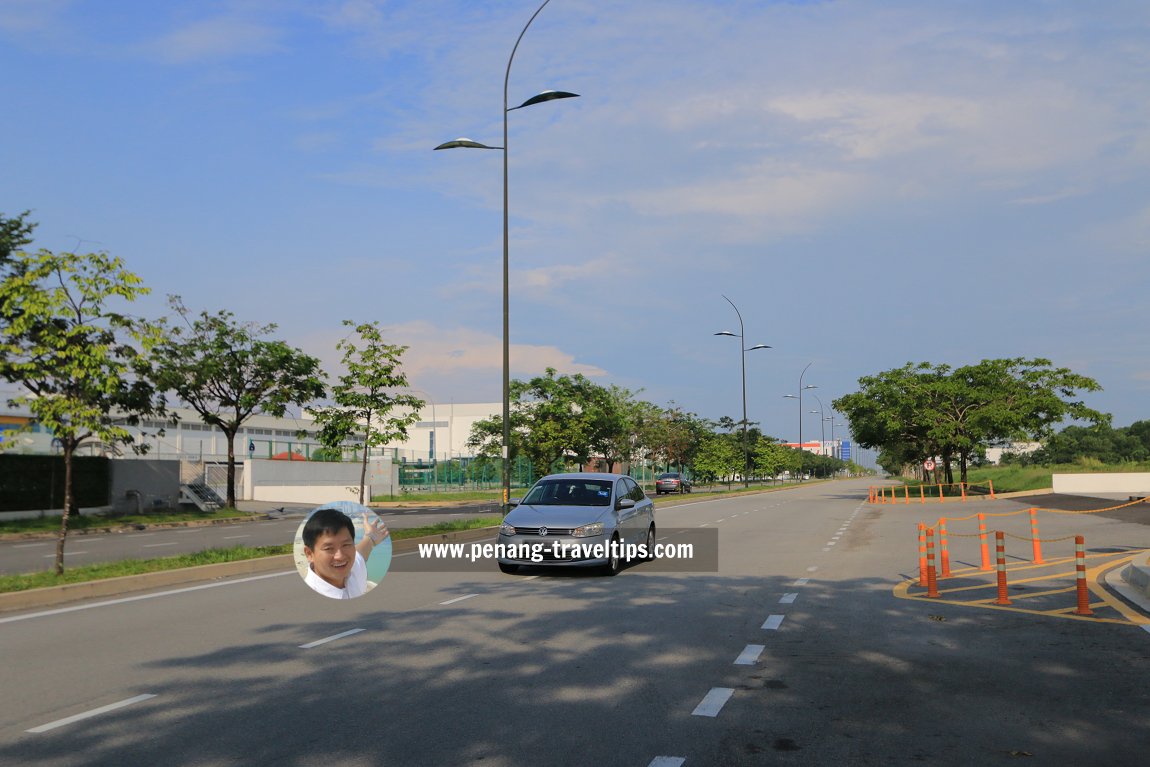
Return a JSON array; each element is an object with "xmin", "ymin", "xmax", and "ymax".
[{"xmin": 538, "ymin": 526, "xmax": 548, "ymax": 537}]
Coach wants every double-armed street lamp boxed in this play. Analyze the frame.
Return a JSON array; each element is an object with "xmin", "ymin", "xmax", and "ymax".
[
  {"xmin": 783, "ymin": 362, "xmax": 816, "ymax": 481},
  {"xmin": 714, "ymin": 295, "xmax": 771, "ymax": 488},
  {"xmin": 435, "ymin": 0, "xmax": 578, "ymax": 508}
]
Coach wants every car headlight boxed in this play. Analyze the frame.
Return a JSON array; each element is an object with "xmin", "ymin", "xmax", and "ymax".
[
  {"xmin": 572, "ymin": 522, "xmax": 604, "ymax": 538},
  {"xmin": 499, "ymin": 522, "xmax": 516, "ymax": 536}
]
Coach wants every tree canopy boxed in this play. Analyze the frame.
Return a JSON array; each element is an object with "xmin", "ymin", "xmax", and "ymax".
[
  {"xmin": 0, "ymin": 249, "xmax": 161, "ymax": 573},
  {"xmin": 150, "ymin": 297, "xmax": 325, "ymax": 507},
  {"xmin": 834, "ymin": 358, "xmax": 1105, "ymax": 482},
  {"xmin": 307, "ymin": 320, "xmax": 423, "ymax": 503}
]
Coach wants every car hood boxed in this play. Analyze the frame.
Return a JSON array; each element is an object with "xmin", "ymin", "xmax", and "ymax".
[{"xmin": 502, "ymin": 504, "xmax": 610, "ymax": 529}]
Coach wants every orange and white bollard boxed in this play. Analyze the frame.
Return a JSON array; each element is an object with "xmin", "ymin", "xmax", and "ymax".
[
  {"xmin": 925, "ymin": 527, "xmax": 941, "ymax": 598},
  {"xmin": 960, "ymin": 482, "xmax": 967, "ymax": 502},
  {"xmin": 939, "ymin": 517, "xmax": 951, "ymax": 577},
  {"xmin": 994, "ymin": 531, "xmax": 1011, "ymax": 605},
  {"xmin": 1074, "ymin": 535, "xmax": 1093, "ymax": 616},
  {"xmin": 918, "ymin": 523, "xmax": 928, "ymax": 587},
  {"xmin": 1029, "ymin": 508, "xmax": 1044, "ymax": 564},
  {"xmin": 988, "ymin": 479, "xmax": 996, "ymax": 500},
  {"xmin": 904, "ymin": 484, "xmax": 910, "ymax": 505},
  {"xmin": 938, "ymin": 484, "xmax": 945, "ymax": 504},
  {"xmin": 919, "ymin": 485, "xmax": 925, "ymax": 504},
  {"xmin": 977, "ymin": 513, "xmax": 990, "ymax": 571}
]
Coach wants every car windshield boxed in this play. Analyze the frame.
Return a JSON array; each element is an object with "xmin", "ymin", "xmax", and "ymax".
[{"xmin": 521, "ymin": 479, "xmax": 613, "ymax": 507}]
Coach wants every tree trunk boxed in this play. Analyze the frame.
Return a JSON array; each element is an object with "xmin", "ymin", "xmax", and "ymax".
[
  {"xmin": 55, "ymin": 441, "xmax": 75, "ymax": 575},
  {"xmin": 225, "ymin": 429, "xmax": 237, "ymax": 509},
  {"xmin": 959, "ymin": 451, "xmax": 969, "ymax": 485},
  {"xmin": 359, "ymin": 442, "xmax": 369, "ymax": 504}
]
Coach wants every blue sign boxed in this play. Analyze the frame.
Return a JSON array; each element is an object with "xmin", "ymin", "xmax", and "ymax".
[
  {"xmin": 248, "ymin": 440, "xmax": 255, "ymax": 453},
  {"xmin": 840, "ymin": 440, "xmax": 852, "ymax": 462}
]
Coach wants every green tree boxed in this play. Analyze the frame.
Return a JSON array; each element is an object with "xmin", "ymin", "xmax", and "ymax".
[
  {"xmin": 0, "ymin": 211, "xmax": 36, "ymax": 273},
  {"xmin": 753, "ymin": 437, "xmax": 789, "ymax": 481},
  {"xmin": 0, "ymin": 250, "xmax": 161, "ymax": 574},
  {"xmin": 693, "ymin": 433, "xmax": 741, "ymax": 487},
  {"xmin": 586, "ymin": 384, "xmax": 645, "ymax": 473},
  {"xmin": 307, "ymin": 320, "xmax": 423, "ymax": 503},
  {"xmin": 835, "ymin": 358, "xmax": 1105, "ymax": 483},
  {"xmin": 151, "ymin": 297, "xmax": 325, "ymax": 508}
]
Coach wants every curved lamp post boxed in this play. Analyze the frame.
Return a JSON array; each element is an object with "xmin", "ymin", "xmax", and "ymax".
[
  {"xmin": 783, "ymin": 362, "xmax": 816, "ymax": 482},
  {"xmin": 435, "ymin": 0, "xmax": 578, "ymax": 508},
  {"xmin": 714, "ymin": 294, "xmax": 771, "ymax": 488}
]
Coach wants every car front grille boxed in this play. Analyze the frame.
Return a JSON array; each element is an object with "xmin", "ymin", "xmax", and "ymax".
[{"xmin": 511, "ymin": 526, "xmax": 576, "ymax": 537}]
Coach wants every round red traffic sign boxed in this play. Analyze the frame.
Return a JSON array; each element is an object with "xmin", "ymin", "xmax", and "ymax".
[{"xmin": 923, "ymin": 459, "xmax": 936, "ymax": 471}]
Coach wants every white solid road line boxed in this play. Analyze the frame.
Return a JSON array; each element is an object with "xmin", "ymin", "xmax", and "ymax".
[
  {"xmin": 13, "ymin": 542, "xmax": 49, "ymax": 548},
  {"xmin": 143, "ymin": 542, "xmax": 178, "ymax": 548},
  {"xmin": 692, "ymin": 687, "xmax": 735, "ymax": 717},
  {"xmin": 734, "ymin": 644, "xmax": 766, "ymax": 666},
  {"xmin": 440, "ymin": 593, "xmax": 479, "ymax": 605},
  {"xmin": 648, "ymin": 758, "xmax": 686, "ymax": 767},
  {"xmin": 26, "ymin": 694, "xmax": 157, "ymax": 733},
  {"xmin": 42, "ymin": 551, "xmax": 87, "ymax": 558},
  {"xmin": 761, "ymin": 615, "xmax": 785, "ymax": 630},
  {"xmin": 223, "ymin": 535, "xmax": 250, "ymax": 540},
  {"xmin": 299, "ymin": 628, "xmax": 366, "ymax": 649}
]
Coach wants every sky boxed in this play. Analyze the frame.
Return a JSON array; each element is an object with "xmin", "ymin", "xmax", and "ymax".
[{"xmin": 2, "ymin": 0, "xmax": 1149, "ymax": 450}]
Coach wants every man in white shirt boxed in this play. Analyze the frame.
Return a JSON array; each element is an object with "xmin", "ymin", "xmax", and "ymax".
[{"xmin": 302, "ymin": 506, "xmax": 389, "ymax": 599}]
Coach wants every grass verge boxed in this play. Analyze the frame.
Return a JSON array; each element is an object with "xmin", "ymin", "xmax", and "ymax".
[
  {"xmin": 0, "ymin": 508, "xmax": 255, "ymax": 535},
  {"xmin": 0, "ymin": 516, "xmax": 502, "ymax": 594}
]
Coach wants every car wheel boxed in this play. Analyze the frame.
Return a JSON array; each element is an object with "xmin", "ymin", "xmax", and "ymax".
[
  {"xmin": 643, "ymin": 524, "xmax": 656, "ymax": 561},
  {"xmin": 498, "ymin": 562, "xmax": 519, "ymax": 575},
  {"xmin": 602, "ymin": 534, "xmax": 622, "ymax": 576}
]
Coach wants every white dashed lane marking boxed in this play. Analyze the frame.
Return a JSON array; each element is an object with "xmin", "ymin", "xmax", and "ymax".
[
  {"xmin": 734, "ymin": 644, "xmax": 766, "ymax": 665},
  {"xmin": 779, "ymin": 593, "xmax": 798, "ymax": 604},
  {"xmin": 761, "ymin": 615, "xmax": 786, "ymax": 630},
  {"xmin": 440, "ymin": 593, "xmax": 479, "ymax": 605},
  {"xmin": 648, "ymin": 758, "xmax": 686, "ymax": 767},
  {"xmin": 692, "ymin": 687, "xmax": 735, "ymax": 717},
  {"xmin": 299, "ymin": 628, "xmax": 366, "ymax": 649},
  {"xmin": 26, "ymin": 694, "xmax": 157, "ymax": 733}
]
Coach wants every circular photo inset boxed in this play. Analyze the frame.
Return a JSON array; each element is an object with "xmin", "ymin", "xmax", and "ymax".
[{"xmin": 294, "ymin": 501, "xmax": 392, "ymax": 600}]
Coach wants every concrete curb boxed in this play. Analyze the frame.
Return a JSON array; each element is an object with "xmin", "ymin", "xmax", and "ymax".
[
  {"xmin": 0, "ymin": 526, "xmax": 499, "ymax": 614},
  {"xmin": 1122, "ymin": 551, "xmax": 1150, "ymax": 599}
]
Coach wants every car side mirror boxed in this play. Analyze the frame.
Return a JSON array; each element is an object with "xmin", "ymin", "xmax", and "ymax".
[
  {"xmin": 508, "ymin": 497, "xmax": 522, "ymax": 507},
  {"xmin": 616, "ymin": 497, "xmax": 636, "ymax": 510}
]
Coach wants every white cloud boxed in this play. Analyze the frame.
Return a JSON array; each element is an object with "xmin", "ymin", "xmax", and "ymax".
[
  {"xmin": 0, "ymin": 0, "xmax": 68, "ymax": 32},
  {"xmin": 146, "ymin": 17, "xmax": 284, "ymax": 64}
]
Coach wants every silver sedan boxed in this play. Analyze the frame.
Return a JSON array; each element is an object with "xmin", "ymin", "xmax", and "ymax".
[{"xmin": 496, "ymin": 472, "xmax": 655, "ymax": 576}]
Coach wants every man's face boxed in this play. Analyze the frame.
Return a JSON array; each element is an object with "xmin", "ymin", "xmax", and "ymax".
[{"xmin": 305, "ymin": 528, "xmax": 356, "ymax": 588}]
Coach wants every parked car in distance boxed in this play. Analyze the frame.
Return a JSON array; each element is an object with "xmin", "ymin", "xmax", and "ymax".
[
  {"xmin": 655, "ymin": 472, "xmax": 692, "ymax": 495},
  {"xmin": 496, "ymin": 472, "xmax": 655, "ymax": 576}
]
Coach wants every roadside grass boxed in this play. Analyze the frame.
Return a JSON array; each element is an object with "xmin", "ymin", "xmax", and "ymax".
[
  {"xmin": 0, "ymin": 508, "xmax": 256, "ymax": 536},
  {"xmin": 0, "ymin": 516, "xmax": 502, "ymax": 594},
  {"xmin": 900, "ymin": 460, "xmax": 1150, "ymax": 495}
]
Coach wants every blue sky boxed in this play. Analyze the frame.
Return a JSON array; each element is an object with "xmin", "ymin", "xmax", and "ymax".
[{"xmin": 3, "ymin": 0, "xmax": 1149, "ymax": 446}]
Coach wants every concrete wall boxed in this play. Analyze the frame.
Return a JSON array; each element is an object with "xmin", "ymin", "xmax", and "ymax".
[
  {"xmin": 1052, "ymin": 472, "xmax": 1150, "ymax": 498},
  {"xmin": 243, "ymin": 457, "xmax": 399, "ymax": 504},
  {"xmin": 110, "ymin": 459, "xmax": 182, "ymax": 513}
]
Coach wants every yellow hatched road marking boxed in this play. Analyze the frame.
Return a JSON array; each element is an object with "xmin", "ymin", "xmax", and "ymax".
[{"xmin": 894, "ymin": 550, "xmax": 1150, "ymax": 626}]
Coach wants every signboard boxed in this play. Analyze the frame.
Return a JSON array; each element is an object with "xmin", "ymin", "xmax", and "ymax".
[
  {"xmin": 248, "ymin": 440, "xmax": 255, "ymax": 454},
  {"xmin": 923, "ymin": 459, "xmax": 936, "ymax": 471},
  {"xmin": 840, "ymin": 441, "xmax": 851, "ymax": 462}
]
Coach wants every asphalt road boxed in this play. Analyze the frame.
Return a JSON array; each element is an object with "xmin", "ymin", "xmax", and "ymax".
[{"xmin": 2, "ymin": 479, "xmax": 1149, "ymax": 766}]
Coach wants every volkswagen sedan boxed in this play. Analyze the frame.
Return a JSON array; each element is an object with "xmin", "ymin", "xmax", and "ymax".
[{"xmin": 496, "ymin": 472, "xmax": 655, "ymax": 576}]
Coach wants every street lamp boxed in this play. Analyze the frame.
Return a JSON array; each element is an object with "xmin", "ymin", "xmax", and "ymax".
[
  {"xmin": 435, "ymin": 0, "xmax": 579, "ymax": 509},
  {"xmin": 810, "ymin": 393, "xmax": 827, "ymax": 456},
  {"xmin": 783, "ymin": 362, "xmax": 816, "ymax": 481},
  {"xmin": 714, "ymin": 294, "xmax": 771, "ymax": 488}
]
